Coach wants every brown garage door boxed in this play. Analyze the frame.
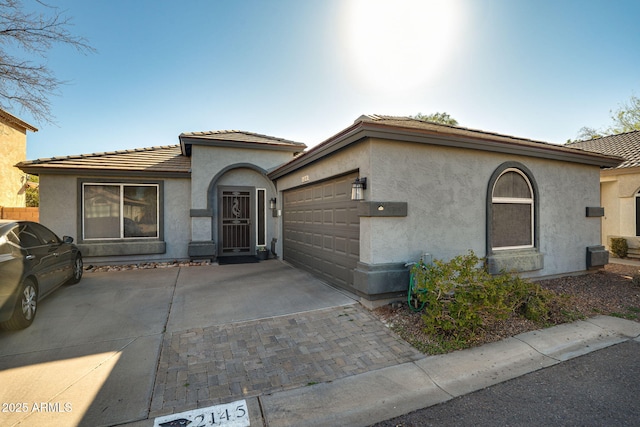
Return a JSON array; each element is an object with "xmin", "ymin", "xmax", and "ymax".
[{"xmin": 283, "ymin": 172, "xmax": 360, "ymax": 291}]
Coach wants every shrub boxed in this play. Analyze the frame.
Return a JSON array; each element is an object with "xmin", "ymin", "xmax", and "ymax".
[
  {"xmin": 610, "ymin": 237, "xmax": 628, "ymax": 258},
  {"xmin": 411, "ymin": 251, "xmax": 554, "ymax": 341}
]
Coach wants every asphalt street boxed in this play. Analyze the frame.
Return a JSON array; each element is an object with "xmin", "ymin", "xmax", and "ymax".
[{"xmin": 371, "ymin": 339, "xmax": 640, "ymax": 427}]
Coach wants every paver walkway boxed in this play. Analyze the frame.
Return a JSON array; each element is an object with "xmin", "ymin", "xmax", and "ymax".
[{"xmin": 150, "ymin": 304, "xmax": 424, "ymax": 418}]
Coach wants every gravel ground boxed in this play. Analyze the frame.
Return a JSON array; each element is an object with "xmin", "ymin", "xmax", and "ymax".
[{"xmin": 372, "ymin": 263, "xmax": 640, "ymax": 354}]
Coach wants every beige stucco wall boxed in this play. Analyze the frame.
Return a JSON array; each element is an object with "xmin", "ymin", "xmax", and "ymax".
[
  {"xmin": 275, "ymin": 137, "xmax": 603, "ymax": 278},
  {"xmin": 600, "ymin": 169, "xmax": 640, "ymax": 248},
  {"xmin": 0, "ymin": 119, "xmax": 27, "ymax": 207},
  {"xmin": 600, "ymin": 180, "xmax": 619, "ymax": 246}
]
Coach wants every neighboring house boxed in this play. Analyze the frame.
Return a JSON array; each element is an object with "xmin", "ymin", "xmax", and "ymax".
[
  {"xmin": 17, "ymin": 116, "xmax": 620, "ymax": 306},
  {"xmin": 568, "ymin": 131, "xmax": 640, "ymax": 257},
  {"xmin": 0, "ymin": 109, "xmax": 37, "ymax": 208}
]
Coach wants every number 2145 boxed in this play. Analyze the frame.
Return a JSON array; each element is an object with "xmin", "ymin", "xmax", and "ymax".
[{"xmin": 192, "ymin": 404, "xmax": 247, "ymax": 426}]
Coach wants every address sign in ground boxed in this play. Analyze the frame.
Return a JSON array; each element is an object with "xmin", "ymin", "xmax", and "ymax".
[{"xmin": 154, "ymin": 399, "xmax": 249, "ymax": 427}]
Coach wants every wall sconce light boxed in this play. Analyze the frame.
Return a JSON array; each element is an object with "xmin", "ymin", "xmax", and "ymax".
[
  {"xmin": 270, "ymin": 198, "xmax": 277, "ymax": 209},
  {"xmin": 351, "ymin": 177, "xmax": 367, "ymax": 201}
]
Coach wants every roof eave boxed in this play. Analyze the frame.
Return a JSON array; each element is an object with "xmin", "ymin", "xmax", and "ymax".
[
  {"xmin": 179, "ymin": 135, "xmax": 307, "ymax": 157},
  {"xmin": 0, "ymin": 109, "xmax": 37, "ymax": 132},
  {"xmin": 15, "ymin": 164, "xmax": 191, "ymax": 178},
  {"xmin": 269, "ymin": 121, "xmax": 622, "ymax": 179}
]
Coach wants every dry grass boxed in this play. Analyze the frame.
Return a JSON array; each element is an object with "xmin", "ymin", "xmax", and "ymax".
[{"xmin": 372, "ymin": 263, "xmax": 640, "ymax": 354}]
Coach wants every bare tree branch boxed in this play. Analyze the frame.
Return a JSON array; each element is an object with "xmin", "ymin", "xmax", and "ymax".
[{"xmin": 0, "ymin": 0, "xmax": 95, "ymax": 123}]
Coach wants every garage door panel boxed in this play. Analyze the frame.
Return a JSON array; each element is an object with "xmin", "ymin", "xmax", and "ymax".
[
  {"xmin": 334, "ymin": 236, "xmax": 347, "ymax": 254},
  {"xmin": 323, "ymin": 235, "xmax": 333, "ymax": 250},
  {"xmin": 349, "ymin": 239, "xmax": 360, "ymax": 257},
  {"xmin": 323, "ymin": 210, "xmax": 333, "ymax": 224},
  {"xmin": 283, "ymin": 173, "xmax": 360, "ymax": 291}
]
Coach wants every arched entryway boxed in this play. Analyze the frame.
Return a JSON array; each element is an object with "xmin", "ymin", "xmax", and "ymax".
[{"xmin": 207, "ymin": 163, "xmax": 276, "ymax": 258}]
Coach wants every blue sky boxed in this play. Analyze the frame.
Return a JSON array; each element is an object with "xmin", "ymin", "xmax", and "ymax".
[{"xmin": 18, "ymin": 0, "xmax": 640, "ymax": 159}]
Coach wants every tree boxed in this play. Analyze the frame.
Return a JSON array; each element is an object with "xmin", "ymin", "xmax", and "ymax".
[
  {"xmin": 412, "ymin": 112, "xmax": 459, "ymax": 126},
  {"xmin": 574, "ymin": 126, "xmax": 603, "ymax": 141},
  {"xmin": 571, "ymin": 94, "xmax": 640, "ymax": 142},
  {"xmin": 608, "ymin": 95, "xmax": 640, "ymax": 134},
  {"xmin": 24, "ymin": 174, "xmax": 38, "ymax": 207},
  {"xmin": 0, "ymin": 0, "xmax": 94, "ymax": 123}
]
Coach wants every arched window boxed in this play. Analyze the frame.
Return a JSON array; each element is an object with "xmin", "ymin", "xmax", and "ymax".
[{"xmin": 491, "ymin": 168, "xmax": 534, "ymax": 250}]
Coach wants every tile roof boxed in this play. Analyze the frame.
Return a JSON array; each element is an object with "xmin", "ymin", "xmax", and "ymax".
[
  {"xmin": 16, "ymin": 145, "xmax": 190, "ymax": 176},
  {"xmin": 358, "ymin": 115, "xmax": 577, "ymax": 151},
  {"xmin": 566, "ymin": 130, "xmax": 640, "ymax": 169},
  {"xmin": 0, "ymin": 108, "xmax": 37, "ymax": 132},
  {"xmin": 179, "ymin": 130, "xmax": 306, "ymax": 154},
  {"xmin": 269, "ymin": 115, "xmax": 623, "ymax": 179}
]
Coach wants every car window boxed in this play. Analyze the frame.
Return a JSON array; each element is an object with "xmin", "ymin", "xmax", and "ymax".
[
  {"xmin": 6, "ymin": 228, "xmax": 20, "ymax": 246},
  {"xmin": 0, "ymin": 229, "xmax": 20, "ymax": 255},
  {"xmin": 0, "ymin": 236, "xmax": 9, "ymax": 255},
  {"xmin": 29, "ymin": 223, "xmax": 60, "ymax": 245},
  {"xmin": 16, "ymin": 224, "xmax": 43, "ymax": 248}
]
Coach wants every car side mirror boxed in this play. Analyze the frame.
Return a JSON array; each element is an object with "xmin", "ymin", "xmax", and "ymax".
[{"xmin": 63, "ymin": 236, "xmax": 74, "ymax": 244}]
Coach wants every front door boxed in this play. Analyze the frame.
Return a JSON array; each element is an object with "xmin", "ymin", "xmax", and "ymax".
[{"xmin": 219, "ymin": 188, "xmax": 254, "ymax": 256}]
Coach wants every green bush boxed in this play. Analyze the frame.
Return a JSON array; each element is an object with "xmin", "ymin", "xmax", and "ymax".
[
  {"xmin": 411, "ymin": 251, "xmax": 554, "ymax": 341},
  {"xmin": 610, "ymin": 237, "xmax": 628, "ymax": 258}
]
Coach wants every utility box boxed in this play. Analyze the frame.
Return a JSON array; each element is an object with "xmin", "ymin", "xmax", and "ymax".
[{"xmin": 586, "ymin": 245, "xmax": 609, "ymax": 269}]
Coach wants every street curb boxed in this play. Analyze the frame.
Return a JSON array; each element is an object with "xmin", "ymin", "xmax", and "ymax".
[{"xmin": 258, "ymin": 315, "xmax": 640, "ymax": 427}]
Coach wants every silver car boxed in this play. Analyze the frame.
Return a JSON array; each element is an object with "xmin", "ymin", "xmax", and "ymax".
[{"xmin": 0, "ymin": 220, "xmax": 82, "ymax": 330}]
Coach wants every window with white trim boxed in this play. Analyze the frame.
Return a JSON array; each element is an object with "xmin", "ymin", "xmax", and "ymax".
[
  {"xmin": 491, "ymin": 168, "xmax": 534, "ymax": 250},
  {"xmin": 82, "ymin": 183, "xmax": 159, "ymax": 240},
  {"xmin": 636, "ymin": 190, "xmax": 640, "ymax": 237},
  {"xmin": 257, "ymin": 188, "xmax": 267, "ymax": 246}
]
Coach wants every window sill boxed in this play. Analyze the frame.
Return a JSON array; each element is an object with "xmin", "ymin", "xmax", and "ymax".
[
  {"xmin": 78, "ymin": 240, "xmax": 166, "ymax": 257},
  {"xmin": 486, "ymin": 249, "xmax": 543, "ymax": 274}
]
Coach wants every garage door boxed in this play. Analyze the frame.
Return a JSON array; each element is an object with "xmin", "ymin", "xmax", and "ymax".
[{"xmin": 283, "ymin": 172, "xmax": 360, "ymax": 291}]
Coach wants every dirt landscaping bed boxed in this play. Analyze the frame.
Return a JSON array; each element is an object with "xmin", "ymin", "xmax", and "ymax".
[{"xmin": 372, "ymin": 263, "xmax": 640, "ymax": 355}]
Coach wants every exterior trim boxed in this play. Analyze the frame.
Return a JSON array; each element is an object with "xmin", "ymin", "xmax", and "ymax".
[
  {"xmin": 206, "ymin": 163, "xmax": 276, "ymax": 215},
  {"xmin": 586, "ymin": 207, "xmax": 605, "ymax": 217},
  {"xmin": 78, "ymin": 241, "xmax": 166, "ymax": 257},
  {"xmin": 75, "ymin": 178, "xmax": 165, "ymax": 252},
  {"xmin": 353, "ymin": 262, "xmax": 409, "ymax": 300},
  {"xmin": 18, "ymin": 167, "xmax": 189, "ymax": 179},
  {"xmin": 190, "ymin": 209, "xmax": 212, "ymax": 217},
  {"xmin": 486, "ymin": 248, "xmax": 544, "ymax": 274},
  {"xmin": 269, "ymin": 121, "xmax": 622, "ymax": 180},
  {"xmin": 486, "ymin": 162, "xmax": 540, "ymax": 254},
  {"xmin": 486, "ymin": 162, "xmax": 543, "ymax": 274},
  {"xmin": 357, "ymin": 201, "xmax": 408, "ymax": 217}
]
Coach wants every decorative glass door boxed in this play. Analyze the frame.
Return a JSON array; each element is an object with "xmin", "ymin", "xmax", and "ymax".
[{"xmin": 220, "ymin": 190, "xmax": 253, "ymax": 255}]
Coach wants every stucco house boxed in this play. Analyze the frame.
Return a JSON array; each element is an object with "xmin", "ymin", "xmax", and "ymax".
[
  {"xmin": 17, "ymin": 115, "xmax": 621, "ymax": 305},
  {"xmin": 568, "ymin": 131, "xmax": 640, "ymax": 257},
  {"xmin": 0, "ymin": 109, "xmax": 37, "ymax": 208}
]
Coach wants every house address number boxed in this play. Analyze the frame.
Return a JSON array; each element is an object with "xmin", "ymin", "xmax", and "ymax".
[
  {"xmin": 154, "ymin": 399, "xmax": 249, "ymax": 427},
  {"xmin": 301, "ymin": 175, "xmax": 309, "ymax": 183}
]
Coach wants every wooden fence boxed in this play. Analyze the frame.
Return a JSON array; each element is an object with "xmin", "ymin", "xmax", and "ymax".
[{"xmin": 0, "ymin": 207, "xmax": 39, "ymax": 221}]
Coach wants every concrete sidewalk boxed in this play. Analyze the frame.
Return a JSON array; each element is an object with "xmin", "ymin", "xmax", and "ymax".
[{"xmin": 255, "ymin": 315, "xmax": 640, "ymax": 427}]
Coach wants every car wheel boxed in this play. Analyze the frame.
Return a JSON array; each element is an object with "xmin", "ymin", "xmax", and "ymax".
[
  {"xmin": 67, "ymin": 254, "xmax": 83, "ymax": 285},
  {"xmin": 1, "ymin": 278, "xmax": 38, "ymax": 330}
]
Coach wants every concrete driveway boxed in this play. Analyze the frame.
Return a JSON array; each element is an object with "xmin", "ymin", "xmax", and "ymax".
[{"xmin": 0, "ymin": 260, "xmax": 356, "ymax": 427}]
